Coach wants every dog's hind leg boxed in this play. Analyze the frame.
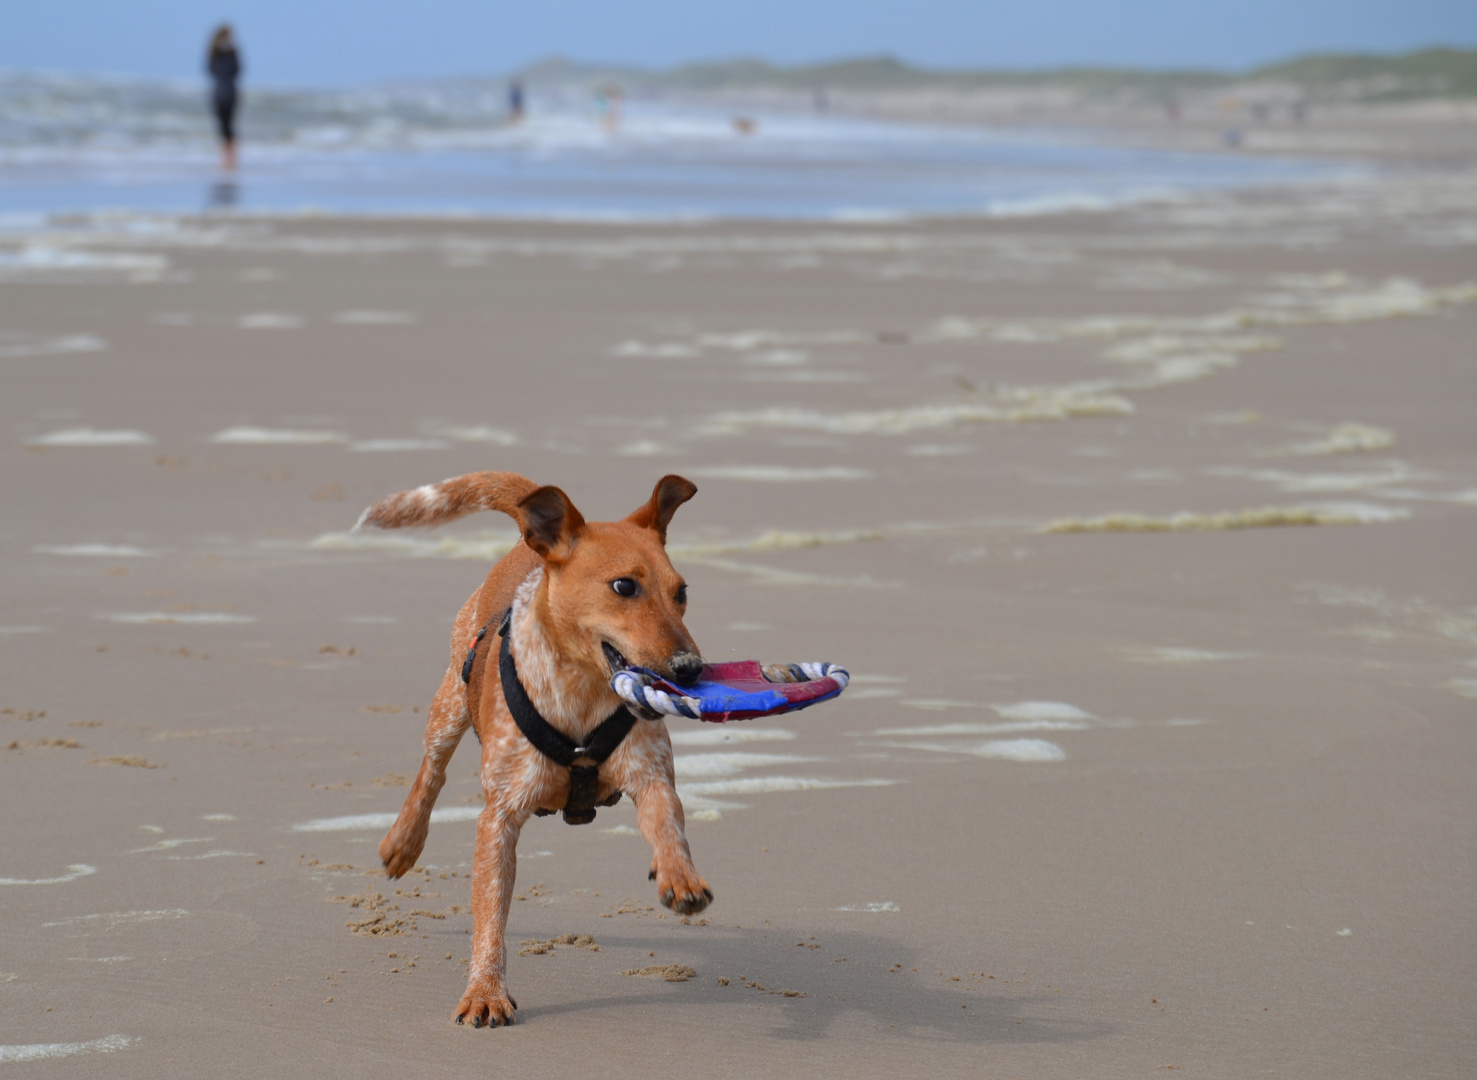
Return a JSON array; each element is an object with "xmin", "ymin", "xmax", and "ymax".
[{"xmin": 380, "ymin": 666, "xmax": 470, "ymax": 878}]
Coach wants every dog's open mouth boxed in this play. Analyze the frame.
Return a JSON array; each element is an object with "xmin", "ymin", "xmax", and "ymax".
[{"xmin": 602, "ymin": 641, "xmax": 631, "ymax": 675}]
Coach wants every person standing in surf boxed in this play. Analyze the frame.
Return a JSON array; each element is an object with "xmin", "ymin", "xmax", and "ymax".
[{"xmin": 206, "ymin": 25, "xmax": 242, "ymax": 171}]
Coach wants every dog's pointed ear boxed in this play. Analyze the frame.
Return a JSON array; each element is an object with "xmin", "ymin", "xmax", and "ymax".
[
  {"xmin": 625, "ymin": 474, "xmax": 697, "ymax": 543},
  {"xmin": 517, "ymin": 486, "xmax": 586, "ymax": 561}
]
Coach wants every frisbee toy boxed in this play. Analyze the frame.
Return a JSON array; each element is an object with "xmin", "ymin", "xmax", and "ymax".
[{"xmin": 611, "ymin": 660, "xmax": 849, "ymax": 723}]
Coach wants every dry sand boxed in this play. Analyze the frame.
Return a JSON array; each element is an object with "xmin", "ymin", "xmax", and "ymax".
[{"xmin": 1, "ymin": 166, "xmax": 1475, "ymax": 1077}]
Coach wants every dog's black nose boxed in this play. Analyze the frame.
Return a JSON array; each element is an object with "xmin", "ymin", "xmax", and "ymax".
[{"xmin": 668, "ymin": 652, "xmax": 705, "ymax": 686}]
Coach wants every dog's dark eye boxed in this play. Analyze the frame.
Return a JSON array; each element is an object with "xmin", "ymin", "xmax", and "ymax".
[
  {"xmin": 611, "ymin": 577, "xmax": 639, "ymax": 598},
  {"xmin": 675, "ymin": 584, "xmax": 687, "ymax": 605}
]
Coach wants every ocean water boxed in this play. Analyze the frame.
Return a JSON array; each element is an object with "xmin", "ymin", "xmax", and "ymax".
[{"xmin": 0, "ymin": 72, "xmax": 1341, "ymax": 220}]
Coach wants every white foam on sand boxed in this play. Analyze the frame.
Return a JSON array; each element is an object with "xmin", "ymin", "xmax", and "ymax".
[
  {"xmin": 291, "ymin": 806, "xmax": 482, "ymax": 832},
  {"xmin": 994, "ymin": 701, "xmax": 1095, "ymax": 722},
  {"xmin": 99, "ymin": 612, "xmax": 255, "ymax": 625},
  {"xmin": 164, "ymin": 850, "xmax": 256, "ymax": 860},
  {"xmin": 1126, "ymin": 647, "xmax": 1252, "ymax": 663},
  {"xmin": 1208, "ymin": 462, "xmax": 1418, "ymax": 493},
  {"xmin": 907, "ymin": 443, "xmax": 972, "ymax": 456},
  {"xmin": 835, "ymin": 901, "xmax": 899, "ymax": 912},
  {"xmin": 129, "ymin": 837, "xmax": 213, "ymax": 853},
  {"xmin": 611, "ymin": 340, "xmax": 703, "ymax": 359},
  {"xmin": 1263, "ymin": 423, "xmax": 1395, "ymax": 457},
  {"xmin": 886, "ymin": 738, "xmax": 1067, "ymax": 762},
  {"xmin": 744, "ymin": 348, "xmax": 810, "ymax": 366},
  {"xmin": 0, "ymin": 334, "xmax": 107, "ymax": 359},
  {"xmin": 876, "ymin": 719, "xmax": 1090, "ymax": 737},
  {"xmin": 0, "ymin": 863, "xmax": 96, "ymax": 886},
  {"xmin": 210, "ymin": 426, "xmax": 348, "ymax": 445},
  {"xmin": 27, "ymin": 428, "xmax": 154, "ymax": 447},
  {"xmin": 349, "ymin": 438, "xmax": 450, "ymax": 452},
  {"xmin": 333, "ymin": 310, "xmax": 419, "ymax": 324},
  {"xmin": 673, "ymin": 753, "xmax": 818, "ymax": 779},
  {"xmin": 1041, "ymin": 503, "xmax": 1409, "ymax": 533},
  {"xmin": 0, "ymin": 1035, "xmax": 137, "ymax": 1063},
  {"xmin": 616, "ymin": 439, "xmax": 676, "ymax": 456},
  {"xmin": 683, "ymin": 465, "xmax": 872, "ymax": 482},
  {"xmin": 1379, "ymin": 487, "xmax": 1477, "ymax": 505},
  {"xmin": 699, "ymin": 395, "xmax": 1131, "ymax": 437},
  {"xmin": 680, "ymin": 278, "xmax": 1477, "ymax": 443},
  {"xmin": 697, "ymin": 329, "xmax": 864, "ymax": 351},
  {"xmin": 429, "ymin": 425, "xmax": 518, "ymax": 445},
  {"xmin": 43, "ymin": 909, "xmax": 188, "ymax": 929},
  {"xmin": 300, "ymin": 529, "xmax": 519, "ymax": 561},
  {"xmin": 1446, "ymin": 678, "xmax": 1477, "ymax": 700},
  {"xmin": 677, "ymin": 777, "xmax": 895, "ymax": 797},
  {"xmin": 668, "ymin": 728, "xmax": 796, "ymax": 746},
  {"xmin": 983, "ymin": 741, "xmax": 1067, "ymax": 762},
  {"xmin": 0, "ymin": 245, "xmax": 168, "ymax": 283},
  {"xmin": 238, "ymin": 313, "xmax": 303, "ymax": 329},
  {"xmin": 670, "ymin": 528, "xmax": 882, "ymax": 558},
  {"xmin": 33, "ymin": 544, "xmax": 156, "ymax": 558},
  {"xmin": 678, "ymin": 555, "xmax": 897, "ymax": 588}
]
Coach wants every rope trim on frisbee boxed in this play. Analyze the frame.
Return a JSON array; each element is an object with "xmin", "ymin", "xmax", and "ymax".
[{"xmin": 610, "ymin": 662, "xmax": 850, "ymax": 721}]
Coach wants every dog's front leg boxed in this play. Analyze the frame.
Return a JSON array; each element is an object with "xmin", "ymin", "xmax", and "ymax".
[
  {"xmin": 633, "ymin": 780, "xmax": 712, "ymax": 916},
  {"xmin": 455, "ymin": 803, "xmax": 524, "ymax": 1028}
]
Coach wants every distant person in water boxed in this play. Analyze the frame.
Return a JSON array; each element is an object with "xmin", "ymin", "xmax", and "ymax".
[
  {"xmin": 595, "ymin": 84, "xmax": 622, "ymax": 132},
  {"xmin": 508, "ymin": 79, "xmax": 525, "ymax": 124},
  {"xmin": 207, "ymin": 24, "xmax": 242, "ymax": 171}
]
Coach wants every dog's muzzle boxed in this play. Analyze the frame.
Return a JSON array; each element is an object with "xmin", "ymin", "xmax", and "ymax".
[{"xmin": 667, "ymin": 651, "xmax": 704, "ymax": 686}]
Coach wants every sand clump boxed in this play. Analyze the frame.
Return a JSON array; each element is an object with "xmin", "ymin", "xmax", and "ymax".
[
  {"xmin": 89, "ymin": 755, "xmax": 161, "ymax": 768},
  {"xmin": 330, "ymin": 891, "xmax": 409, "ymax": 937},
  {"xmin": 5, "ymin": 738, "xmax": 81, "ymax": 751},
  {"xmin": 622, "ymin": 964, "xmax": 696, "ymax": 981},
  {"xmin": 328, "ymin": 887, "xmax": 465, "ymax": 937},
  {"xmin": 733, "ymin": 975, "xmax": 805, "ymax": 997},
  {"xmin": 519, "ymin": 933, "xmax": 601, "ymax": 956}
]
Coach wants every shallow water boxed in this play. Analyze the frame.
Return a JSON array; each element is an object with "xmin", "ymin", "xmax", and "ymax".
[{"xmin": 0, "ymin": 74, "xmax": 1342, "ymax": 219}]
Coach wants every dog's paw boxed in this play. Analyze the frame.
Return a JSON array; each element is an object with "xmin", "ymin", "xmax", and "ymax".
[
  {"xmin": 454, "ymin": 981, "xmax": 517, "ymax": 1030},
  {"xmin": 655, "ymin": 867, "xmax": 713, "ymax": 916},
  {"xmin": 379, "ymin": 822, "xmax": 428, "ymax": 880}
]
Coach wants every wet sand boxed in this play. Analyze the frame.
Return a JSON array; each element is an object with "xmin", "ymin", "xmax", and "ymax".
[{"xmin": 1, "ymin": 173, "xmax": 1475, "ymax": 1076}]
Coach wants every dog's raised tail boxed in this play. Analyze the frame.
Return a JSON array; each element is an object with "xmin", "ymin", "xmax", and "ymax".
[{"xmin": 356, "ymin": 471, "xmax": 540, "ymax": 531}]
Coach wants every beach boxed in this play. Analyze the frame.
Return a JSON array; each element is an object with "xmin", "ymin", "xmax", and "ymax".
[{"xmin": 1, "ymin": 164, "xmax": 1475, "ymax": 1076}]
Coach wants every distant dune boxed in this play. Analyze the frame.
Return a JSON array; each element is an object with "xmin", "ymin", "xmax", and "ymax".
[{"xmin": 518, "ymin": 46, "xmax": 1477, "ymax": 106}]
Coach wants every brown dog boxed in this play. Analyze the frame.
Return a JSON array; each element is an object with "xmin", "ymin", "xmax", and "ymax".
[{"xmin": 360, "ymin": 470, "xmax": 712, "ymax": 1028}]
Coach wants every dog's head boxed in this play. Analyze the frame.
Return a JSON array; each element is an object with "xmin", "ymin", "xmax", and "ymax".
[{"xmin": 515, "ymin": 475, "xmax": 703, "ymax": 685}]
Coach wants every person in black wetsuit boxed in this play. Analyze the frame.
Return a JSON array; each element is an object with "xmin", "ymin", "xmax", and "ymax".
[{"xmin": 206, "ymin": 24, "xmax": 242, "ymax": 171}]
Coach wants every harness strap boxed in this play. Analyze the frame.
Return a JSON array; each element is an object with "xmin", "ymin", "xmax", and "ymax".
[
  {"xmin": 460, "ymin": 609, "xmax": 511, "ymax": 685},
  {"xmin": 495, "ymin": 610, "xmax": 635, "ymax": 825}
]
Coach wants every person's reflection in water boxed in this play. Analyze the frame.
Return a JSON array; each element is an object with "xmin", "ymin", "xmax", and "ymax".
[{"xmin": 208, "ymin": 179, "xmax": 239, "ymax": 210}]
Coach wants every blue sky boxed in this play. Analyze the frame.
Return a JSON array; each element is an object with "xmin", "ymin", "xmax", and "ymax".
[{"xmin": 6, "ymin": 0, "xmax": 1475, "ymax": 86}]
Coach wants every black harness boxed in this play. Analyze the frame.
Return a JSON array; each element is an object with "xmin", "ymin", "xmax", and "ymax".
[{"xmin": 462, "ymin": 608, "xmax": 635, "ymax": 826}]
